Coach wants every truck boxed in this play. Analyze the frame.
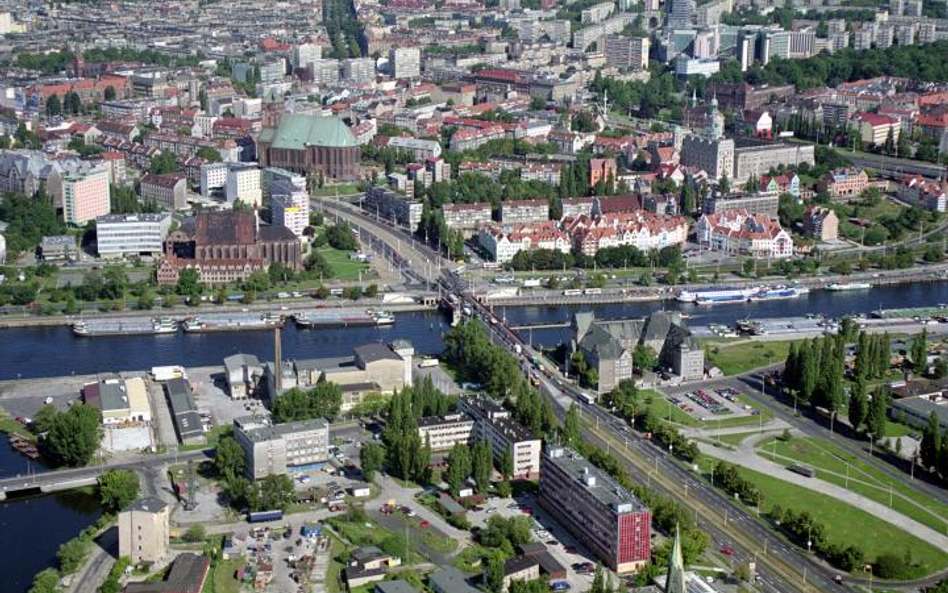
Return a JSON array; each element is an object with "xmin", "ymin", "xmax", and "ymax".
[
  {"xmin": 578, "ymin": 393, "xmax": 596, "ymax": 405},
  {"xmin": 248, "ymin": 510, "xmax": 284, "ymax": 523},
  {"xmin": 418, "ymin": 358, "xmax": 440, "ymax": 368}
]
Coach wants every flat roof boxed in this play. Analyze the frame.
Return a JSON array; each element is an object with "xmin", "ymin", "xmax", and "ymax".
[
  {"xmin": 239, "ymin": 417, "xmax": 329, "ymax": 443},
  {"xmin": 125, "ymin": 553, "xmax": 209, "ymax": 593},
  {"xmin": 892, "ymin": 396, "xmax": 948, "ymax": 425},
  {"xmin": 429, "ymin": 567, "xmax": 481, "ymax": 593},
  {"xmin": 544, "ymin": 446, "xmax": 648, "ymax": 513},
  {"xmin": 375, "ymin": 581, "xmax": 420, "ymax": 593}
]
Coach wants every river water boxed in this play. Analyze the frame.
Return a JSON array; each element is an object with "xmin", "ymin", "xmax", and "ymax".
[{"xmin": 1, "ymin": 281, "xmax": 947, "ymax": 592}]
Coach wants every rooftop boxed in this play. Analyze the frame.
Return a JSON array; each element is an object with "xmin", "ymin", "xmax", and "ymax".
[
  {"xmin": 125, "ymin": 496, "xmax": 168, "ymax": 514},
  {"xmin": 238, "ymin": 417, "xmax": 329, "ymax": 443},
  {"xmin": 124, "ymin": 553, "xmax": 210, "ymax": 593},
  {"xmin": 429, "ymin": 566, "xmax": 481, "ymax": 593},
  {"xmin": 97, "ymin": 213, "xmax": 171, "ymax": 224},
  {"xmin": 262, "ymin": 113, "xmax": 357, "ymax": 150},
  {"xmin": 544, "ymin": 445, "xmax": 648, "ymax": 513}
]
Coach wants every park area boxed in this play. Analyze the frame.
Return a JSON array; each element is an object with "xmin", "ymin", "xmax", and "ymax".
[{"xmin": 703, "ymin": 340, "xmax": 795, "ymax": 376}]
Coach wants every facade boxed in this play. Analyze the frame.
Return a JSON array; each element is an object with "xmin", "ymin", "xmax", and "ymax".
[
  {"xmin": 680, "ymin": 136, "xmax": 734, "ymax": 181},
  {"xmin": 40, "ymin": 235, "xmax": 78, "ymax": 261},
  {"xmin": 442, "ymin": 202, "xmax": 493, "ymax": 233},
  {"xmin": 257, "ymin": 112, "xmax": 360, "ymax": 182},
  {"xmin": 118, "ymin": 497, "xmax": 170, "ymax": 565},
  {"xmin": 224, "ymin": 353, "xmax": 263, "ymax": 399},
  {"xmin": 234, "ymin": 416, "xmax": 330, "ymax": 480},
  {"xmin": 140, "ymin": 172, "xmax": 187, "ymax": 210},
  {"xmin": 387, "ymin": 136, "xmax": 442, "ymax": 161},
  {"xmin": 852, "ymin": 113, "xmax": 900, "ymax": 146},
  {"xmin": 732, "ymin": 139, "xmax": 815, "ymax": 183},
  {"xmin": 563, "ymin": 212, "xmax": 689, "ymax": 257},
  {"xmin": 96, "ymin": 213, "xmax": 172, "ymax": 258},
  {"xmin": 707, "ymin": 82, "xmax": 795, "ymax": 112},
  {"xmin": 704, "ymin": 191, "xmax": 780, "ymax": 217},
  {"xmin": 539, "ymin": 446, "xmax": 650, "ymax": 574},
  {"xmin": 898, "ymin": 175, "xmax": 948, "ymax": 213},
  {"xmin": 63, "ymin": 168, "xmax": 110, "ymax": 225},
  {"xmin": 271, "ymin": 186, "xmax": 310, "ymax": 239},
  {"xmin": 604, "ymin": 35, "xmax": 650, "ymax": 71},
  {"xmin": 390, "ymin": 47, "xmax": 421, "ymax": 79},
  {"xmin": 501, "ymin": 199, "xmax": 549, "ymax": 224},
  {"xmin": 573, "ymin": 311, "xmax": 704, "ymax": 392},
  {"xmin": 201, "ymin": 162, "xmax": 229, "ymax": 197},
  {"xmin": 157, "ymin": 210, "xmax": 303, "ymax": 285},
  {"xmin": 363, "ymin": 185, "xmax": 423, "ymax": 230},
  {"xmin": 457, "ymin": 395, "xmax": 542, "ymax": 479},
  {"xmin": 696, "ymin": 209, "xmax": 793, "ymax": 259},
  {"xmin": 417, "ymin": 413, "xmax": 477, "ymax": 452},
  {"xmin": 478, "ymin": 222, "xmax": 571, "ymax": 264},
  {"xmin": 803, "ymin": 206, "xmax": 839, "ymax": 241},
  {"xmin": 226, "ymin": 165, "xmax": 263, "ymax": 207},
  {"xmin": 818, "ymin": 168, "xmax": 869, "ymax": 199}
]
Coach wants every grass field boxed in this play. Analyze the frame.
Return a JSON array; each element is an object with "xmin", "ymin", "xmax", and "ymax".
[
  {"xmin": 645, "ymin": 390, "xmax": 770, "ymax": 430},
  {"xmin": 208, "ymin": 559, "xmax": 241, "ymax": 593},
  {"xmin": 755, "ymin": 436, "xmax": 948, "ymax": 535},
  {"xmin": 317, "ymin": 247, "xmax": 369, "ymax": 281},
  {"xmin": 730, "ymin": 465, "xmax": 948, "ymax": 577},
  {"xmin": 703, "ymin": 340, "xmax": 796, "ymax": 376},
  {"xmin": 711, "ymin": 431, "xmax": 760, "ymax": 447},
  {"xmin": 312, "ymin": 184, "xmax": 360, "ymax": 197}
]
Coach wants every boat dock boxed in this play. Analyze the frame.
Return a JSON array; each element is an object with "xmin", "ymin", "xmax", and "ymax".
[
  {"xmin": 871, "ymin": 305, "xmax": 948, "ymax": 320},
  {"xmin": 8, "ymin": 433, "xmax": 39, "ymax": 459}
]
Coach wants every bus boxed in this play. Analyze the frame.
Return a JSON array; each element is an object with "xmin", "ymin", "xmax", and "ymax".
[
  {"xmin": 578, "ymin": 393, "xmax": 596, "ymax": 405},
  {"xmin": 787, "ymin": 464, "xmax": 815, "ymax": 478},
  {"xmin": 584, "ymin": 288, "xmax": 602, "ymax": 296},
  {"xmin": 563, "ymin": 289, "xmax": 582, "ymax": 296}
]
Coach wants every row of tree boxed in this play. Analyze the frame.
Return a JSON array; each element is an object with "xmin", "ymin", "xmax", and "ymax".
[
  {"xmin": 214, "ymin": 435, "xmax": 296, "ymax": 512},
  {"xmin": 769, "ymin": 505, "xmax": 867, "ymax": 572},
  {"xmin": 270, "ymin": 381, "xmax": 344, "ymax": 423},
  {"xmin": 919, "ymin": 411, "xmax": 948, "ymax": 479}
]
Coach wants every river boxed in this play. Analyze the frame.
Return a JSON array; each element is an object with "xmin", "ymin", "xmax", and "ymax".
[{"xmin": 1, "ymin": 281, "xmax": 947, "ymax": 592}]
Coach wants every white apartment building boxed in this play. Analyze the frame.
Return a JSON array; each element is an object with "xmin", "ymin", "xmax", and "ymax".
[
  {"xmin": 63, "ymin": 168, "xmax": 111, "ymax": 226},
  {"xmin": 271, "ymin": 188, "xmax": 310, "ymax": 239},
  {"xmin": 417, "ymin": 413, "xmax": 476, "ymax": 451},
  {"xmin": 226, "ymin": 165, "xmax": 262, "ymax": 207},
  {"xmin": 191, "ymin": 115, "xmax": 218, "ymax": 139},
  {"xmin": 201, "ymin": 162, "xmax": 229, "ymax": 197},
  {"xmin": 387, "ymin": 136, "xmax": 442, "ymax": 160},
  {"xmin": 96, "ymin": 213, "xmax": 172, "ymax": 258},
  {"xmin": 458, "ymin": 395, "xmax": 542, "ymax": 479},
  {"xmin": 390, "ymin": 47, "xmax": 421, "ymax": 79}
]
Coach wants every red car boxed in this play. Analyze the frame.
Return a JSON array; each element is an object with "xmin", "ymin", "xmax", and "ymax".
[
  {"xmin": 720, "ymin": 546, "xmax": 734, "ymax": 556},
  {"xmin": 420, "ymin": 520, "xmax": 430, "ymax": 528},
  {"xmin": 564, "ymin": 546, "xmax": 578, "ymax": 554}
]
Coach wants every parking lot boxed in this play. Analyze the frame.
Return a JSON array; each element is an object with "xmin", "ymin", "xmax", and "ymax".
[
  {"xmin": 662, "ymin": 380, "xmax": 760, "ymax": 423},
  {"xmin": 467, "ymin": 492, "xmax": 603, "ymax": 592}
]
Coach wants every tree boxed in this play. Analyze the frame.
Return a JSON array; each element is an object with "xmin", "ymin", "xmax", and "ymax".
[
  {"xmin": 44, "ymin": 404, "xmax": 103, "ymax": 466},
  {"xmin": 632, "ymin": 344, "xmax": 658, "ymax": 373},
  {"xmin": 912, "ymin": 329, "xmax": 929, "ymax": 373},
  {"xmin": 149, "ymin": 151, "xmax": 178, "ymax": 175},
  {"xmin": 176, "ymin": 268, "xmax": 202, "ymax": 300},
  {"xmin": 847, "ymin": 379, "xmax": 868, "ymax": 433},
  {"xmin": 485, "ymin": 551, "xmax": 506, "ymax": 593},
  {"xmin": 445, "ymin": 442, "xmax": 472, "ymax": 494},
  {"xmin": 360, "ymin": 442, "xmax": 386, "ymax": 481},
  {"xmin": 562, "ymin": 404, "xmax": 581, "ymax": 446},
  {"xmin": 718, "ymin": 175, "xmax": 730, "ymax": 194},
  {"xmin": 472, "ymin": 441, "xmax": 493, "ymax": 494},
  {"xmin": 325, "ymin": 223, "xmax": 360, "ymax": 251},
  {"xmin": 921, "ymin": 411, "xmax": 941, "ymax": 469},
  {"xmin": 215, "ymin": 436, "xmax": 246, "ymax": 481},
  {"xmin": 865, "ymin": 387, "xmax": 888, "ymax": 443},
  {"xmin": 104, "ymin": 85, "xmax": 117, "ymax": 101},
  {"xmin": 28, "ymin": 568, "xmax": 60, "ymax": 593},
  {"xmin": 46, "ymin": 94, "xmax": 62, "ymax": 117},
  {"xmin": 271, "ymin": 381, "xmax": 343, "ymax": 423},
  {"xmin": 183, "ymin": 525, "xmax": 206, "ymax": 542},
  {"xmin": 194, "ymin": 146, "xmax": 222, "ymax": 162},
  {"xmin": 256, "ymin": 474, "xmax": 295, "ymax": 511},
  {"xmin": 938, "ymin": 429, "xmax": 948, "ymax": 480},
  {"xmin": 243, "ymin": 269, "xmax": 271, "ymax": 293},
  {"xmin": 98, "ymin": 469, "xmax": 140, "ymax": 513}
]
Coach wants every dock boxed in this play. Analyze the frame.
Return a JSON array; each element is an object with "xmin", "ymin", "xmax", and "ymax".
[{"xmin": 8, "ymin": 433, "xmax": 39, "ymax": 459}]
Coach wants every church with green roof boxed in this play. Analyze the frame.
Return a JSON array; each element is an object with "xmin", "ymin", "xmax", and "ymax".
[{"xmin": 257, "ymin": 111, "xmax": 360, "ymax": 182}]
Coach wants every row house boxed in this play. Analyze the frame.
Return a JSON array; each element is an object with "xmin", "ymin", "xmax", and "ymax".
[
  {"xmin": 818, "ymin": 168, "xmax": 869, "ymax": 200},
  {"xmin": 144, "ymin": 133, "xmax": 239, "ymax": 162},
  {"xmin": 477, "ymin": 222, "xmax": 570, "ymax": 263},
  {"xmin": 98, "ymin": 137, "xmax": 160, "ymax": 170},
  {"xmin": 564, "ymin": 212, "xmax": 689, "ymax": 257},
  {"xmin": 758, "ymin": 172, "xmax": 800, "ymax": 197},
  {"xmin": 696, "ymin": 209, "xmax": 793, "ymax": 259},
  {"xmin": 897, "ymin": 175, "xmax": 948, "ymax": 212}
]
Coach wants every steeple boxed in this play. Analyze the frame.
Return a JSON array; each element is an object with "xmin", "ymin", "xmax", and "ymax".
[{"xmin": 665, "ymin": 524, "xmax": 686, "ymax": 593}]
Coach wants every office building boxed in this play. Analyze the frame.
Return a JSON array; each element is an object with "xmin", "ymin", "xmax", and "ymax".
[
  {"xmin": 390, "ymin": 47, "xmax": 421, "ymax": 79},
  {"xmin": 703, "ymin": 191, "xmax": 780, "ymax": 217},
  {"xmin": 118, "ymin": 497, "xmax": 170, "ymax": 565},
  {"xmin": 539, "ymin": 445, "xmax": 651, "ymax": 574},
  {"xmin": 234, "ymin": 416, "xmax": 330, "ymax": 480},
  {"xmin": 417, "ymin": 413, "xmax": 476, "ymax": 451},
  {"xmin": 200, "ymin": 162, "xmax": 228, "ymax": 197},
  {"xmin": 458, "ymin": 395, "xmax": 542, "ymax": 479},
  {"xmin": 96, "ymin": 213, "xmax": 172, "ymax": 258},
  {"xmin": 139, "ymin": 172, "xmax": 187, "ymax": 211},
  {"xmin": 63, "ymin": 168, "xmax": 110, "ymax": 225}
]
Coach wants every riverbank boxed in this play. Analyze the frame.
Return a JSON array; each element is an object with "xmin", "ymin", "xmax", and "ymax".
[
  {"xmin": 482, "ymin": 263, "xmax": 948, "ymax": 305},
  {"xmin": 0, "ymin": 298, "xmax": 436, "ymax": 329}
]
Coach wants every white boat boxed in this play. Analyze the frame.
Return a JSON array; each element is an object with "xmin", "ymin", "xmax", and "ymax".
[
  {"xmin": 73, "ymin": 317, "xmax": 177, "ymax": 337},
  {"xmin": 749, "ymin": 286, "xmax": 810, "ymax": 301},
  {"xmin": 677, "ymin": 287, "xmax": 759, "ymax": 305},
  {"xmin": 826, "ymin": 282, "xmax": 872, "ymax": 291}
]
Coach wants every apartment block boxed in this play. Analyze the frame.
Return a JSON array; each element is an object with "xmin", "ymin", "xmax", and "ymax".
[
  {"xmin": 500, "ymin": 199, "xmax": 548, "ymax": 224},
  {"xmin": 604, "ymin": 36, "xmax": 650, "ymax": 71},
  {"xmin": 226, "ymin": 165, "xmax": 263, "ymax": 207},
  {"xmin": 417, "ymin": 413, "xmax": 476, "ymax": 451},
  {"xmin": 363, "ymin": 185, "xmax": 423, "ymax": 230},
  {"xmin": 140, "ymin": 172, "xmax": 187, "ymax": 210},
  {"xmin": 63, "ymin": 168, "xmax": 110, "ymax": 225},
  {"xmin": 442, "ymin": 202, "xmax": 492, "ymax": 233},
  {"xmin": 539, "ymin": 446, "xmax": 650, "ymax": 574},
  {"xmin": 390, "ymin": 47, "xmax": 421, "ymax": 79},
  {"xmin": 271, "ymin": 185, "xmax": 310, "ymax": 239}
]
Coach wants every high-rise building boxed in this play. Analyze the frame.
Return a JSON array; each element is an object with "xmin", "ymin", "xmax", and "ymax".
[
  {"xmin": 666, "ymin": 0, "xmax": 694, "ymax": 30},
  {"xmin": 226, "ymin": 164, "xmax": 262, "ymax": 207},
  {"xmin": 539, "ymin": 445, "xmax": 651, "ymax": 574},
  {"xmin": 63, "ymin": 168, "xmax": 110, "ymax": 225},
  {"xmin": 604, "ymin": 35, "xmax": 650, "ymax": 71},
  {"xmin": 118, "ymin": 497, "xmax": 170, "ymax": 565},
  {"xmin": 271, "ymin": 183, "xmax": 309, "ymax": 239},
  {"xmin": 389, "ymin": 47, "xmax": 421, "ymax": 79},
  {"xmin": 343, "ymin": 58, "xmax": 376, "ymax": 83},
  {"xmin": 293, "ymin": 43, "xmax": 322, "ymax": 69}
]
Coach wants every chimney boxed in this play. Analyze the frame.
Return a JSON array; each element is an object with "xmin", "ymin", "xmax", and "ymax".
[{"xmin": 274, "ymin": 325, "xmax": 283, "ymax": 392}]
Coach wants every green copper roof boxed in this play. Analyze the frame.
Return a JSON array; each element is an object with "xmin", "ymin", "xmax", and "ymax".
[{"xmin": 266, "ymin": 113, "xmax": 357, "ymax": 150}]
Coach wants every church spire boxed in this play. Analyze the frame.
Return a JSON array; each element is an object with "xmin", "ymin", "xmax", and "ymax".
[{"xmin": 665, "ymin": 524, "xmax": 686, "ymax": 593}]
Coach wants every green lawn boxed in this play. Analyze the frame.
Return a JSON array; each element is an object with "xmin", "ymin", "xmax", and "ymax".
[
  {"xmin": 312, "ymin": 184, "xmax": 360, "ymax": 197},
  {"xmin": 326, "ymin": 534, "xmax": 350, "ymax": 593},
  {"xmin": 728, "ymin": 465, "xmax": 948, "ymax": 577},
  {"xmin": 0, "ymin": 408, "xmax": 34, "ymax": 441},
  {"xmin": 704, "ymin": 340, "xmax": 796, "ymax": 376},
  {"xmin": 207, "ymin": 559, "xmax": 241, "ymax": 593},
  {"xmin": 755, "ymin": 436, "xmax": 948, "ymax": 534},
  {"xmin": 317, "ymin": 247, "xmax": 369, "ymax": 281},
  {"xmin": 644, "ymin": 390, "xmax": 698, "ymax": 426},
  {"xmin": 712, "ymin": 431, "xmax": 760, "ymax": 447}
]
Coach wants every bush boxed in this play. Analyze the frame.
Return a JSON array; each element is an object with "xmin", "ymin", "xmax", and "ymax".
[
  {"xmin": 183, "ymin": 524, "xmax": 206, "ymax": 542},
  {"xmin": 874, "ymin": 552, "xmax": 911, "ymax": 579}
]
